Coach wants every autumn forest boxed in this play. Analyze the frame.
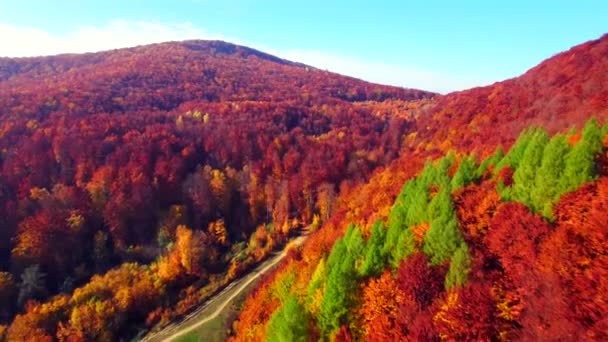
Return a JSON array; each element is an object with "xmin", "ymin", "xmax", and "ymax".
[{"xmin": 0, "ymin": 33, "xmax": 607, "ymax": 341}]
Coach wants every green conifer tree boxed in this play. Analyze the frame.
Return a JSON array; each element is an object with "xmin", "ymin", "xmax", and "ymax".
[
  {"xmin": 560, "ymin": 118, "xmax": 602, "ymax": 192},
  {"xmin": 451, "ymin": 155, "xmax": 478, "ymax": 190},
  {"xmin": 445, "ymin": 244, "xmax": 471, "ymax": 288},
  {"xmin": 267, "ymin": 296, "xmax": 311, "ymax": 342},
  {"xmin": 422, "ymin": 188, "xmax": 463, "ymax": 265},
  {"xmin": 495, "ymin": 128, "xmax": 537, "ymax": 173},
  {"xmin": 360, "ymin": 221, "xmax": 387, "ymax": 277},
  {"xmin": 476, "ymin": 146, "xmax": 504, "ymax": 178},
  {"xmin": 389, "ymin": 228, "xmax": 416, "ymax": 269},
  {"xmin": 512, "ymin": 129, "xmax": 549, "ymax": 206},
  {"xmin": 532, "ymin": 134, "xmax": 570, "ymax": 218}
]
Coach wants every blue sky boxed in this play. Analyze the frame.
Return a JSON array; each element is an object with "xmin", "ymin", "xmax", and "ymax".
[{"xmin": 0, "ymin": 1, "xmax": 606, "ymax": 93}]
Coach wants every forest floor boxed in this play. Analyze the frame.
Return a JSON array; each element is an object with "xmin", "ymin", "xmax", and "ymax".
[{"xmin": 140, "ymin": 232, "xmax": 309, "ymax": 342}]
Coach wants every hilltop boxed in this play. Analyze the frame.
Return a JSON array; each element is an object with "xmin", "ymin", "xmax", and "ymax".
[{"xmin": 0, "ymin": 40, "xmax": 431, "ymax": 119}]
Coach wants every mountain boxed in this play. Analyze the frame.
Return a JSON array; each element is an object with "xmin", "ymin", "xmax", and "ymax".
[
  {"xmin": 232, "ymin": 34, "xmax": 608, "ymax": 341},
  {"xmin": 0, "ymin": 41, "xmax": 433, "ymax": 339},
  {"xmin": 0, "ymin": 40, "xmax": 430, "ymax": 118},
  {"xmin": 2, "ymin": 33, "xmax": 607, "ymax": 341}
]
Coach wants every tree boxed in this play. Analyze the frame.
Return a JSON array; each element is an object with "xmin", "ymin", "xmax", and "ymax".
[
  {"xmin": 531, "ymin": 134, "xmax": 570, "ymax": 218},
  {"xmin": 560, "ymin": 118, "xmax": 602, "ymax": 192},
  {"xmin": 18, "ymin": 265, "xmax": 47, "ymax": 308},
  {"xmin": 495, "ymin": 128, "xmax": 536, "ymax": 173},
  {"xmin": 317, "ymin": 182, "xmax": 336, "ymax": 222},
  {"xmin": 476, "ymin": 146, "xmax": 504, "ymax": 178},
  {"xmin": 511, "ymin": 129, "xmax": 549, "ymax": 206},
  {"xmin": 433, "ymin": 282, "xmax": 500, "ymax": 340},
  {"xmin": 344, "ymin": 225, "xmax": 365, "ymax": 261},
  {"xmin": 396, "ymin": 252, "xmax": 444, "ymax": 310},
  {"xmin": 383, "ymin": 194, "xmax": 408, "ymax": 258},
  {"xmin": 0, "ymin": 272, "xmax": 16, "ymax": 321},
  {"xmin": 360, "ymin": 221, "xmax": 387, "ymax": 277},
  {"xmin": 451, "ymin": 156, "xmax": 477, "ymax": 190},
  {"xmin": 276, "ymin": 180, "xmax": 291, "ymax": 234},
  {"xmin": 208, "ymin": 219, "xmax": 229, "ymax": 246},
  {"xmin": 359, "ymin": 271, "xmax": 405, "ymax": 341},
  {"xmin": 266, "ymin": 296, "xmax": 310, "ymax": 342},
  {"xmin": 174, "ymin": 225, "xmax": 216, "ymax": 276},
  {"xmin": 431, "ymin": 155, "xmax": 454, "ymax": 190},
  {"xmin": 93, "ymin": 231, "xmax": 111, "ymax": 273},
  {"xmin": 383, "ymin": 176, "xmax": 428, "ymax": 257},
  {"xmin": 534, "ymin": 178, "xmax": 608, "ymax": 339},
  {"xmin": 334, "ymin": 325, "xmax": 353, "ymax": 342},
  {"xmin": 453, "ymin": 181, "xmax": 501, "ymax": 242},
  {"xmin": 422, "ymin": 187, "xmax": 463, "ymax": 265},
  {"xmin": 182, "ymin": 167, "xmax": 213, "ymax": 227},
  {"xmin": 445, "ymin": 244, "xmax": 471, "ymax": 288},
  {"xmin": 263, "ymin": 179, "xmax": 278, "ymax": 224},
  {"xmin": 11, "ymin": 210, "xmax": 84, "ymax": 283},
  {"xmin": 306, "ymin": 257, "xmax": 327, "ymax": 317},
  {"xmin": 403, "ymin": 178, "xmax": 430, "ymax": 227},
  {"xmin": 485, "ymin": 203, "xmax": 550, "ymax": 285},
  {"xmin": 270, "ymin": 270, "xmax": 295, "ymax": 305},
  {"xmin": 319, "ymin": 226, "xmax": 363, "ymax": 335},
  {"xmin": 319, "ymin": 253, "xmax": 355, "ymax": 335},
  {"xmin": 209, "ymin": 167, "xmax": 233, "ymax": 216},
  {"xmin": 389, "ymin": 229, "xmax": 416, "ymax": 269},
  {"xmin": 517, "ymin": 272, "xmax": 583, "ymax": 341}
]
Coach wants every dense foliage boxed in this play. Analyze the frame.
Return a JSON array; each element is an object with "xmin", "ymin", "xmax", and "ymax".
[
  {"xmin": 0, "ymin": 41, "xmax": 432, "ymax": 340},
  {"xmin": 234, "ymin": 120, "xmax": 608, "ymax": 340},
  {"xmin": 1, "ymin": 33, "xmax": 607, "ymax": 341},
  {"xmin": 233, "ymin": 33, "xmax": 608, "ymax": 342}
]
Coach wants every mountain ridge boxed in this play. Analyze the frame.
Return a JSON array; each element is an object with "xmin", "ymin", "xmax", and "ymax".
[
  {"xmin": 0, "ymin": 40, "xmax": 304, "ymax": 80},
  {"xmin": 0, "ymin": 39, "xmax": 434, "ymax": 118}
]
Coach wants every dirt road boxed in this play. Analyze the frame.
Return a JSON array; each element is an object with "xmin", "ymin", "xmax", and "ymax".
[{"xmin": 140, "ymin": 234, "xmax": 307, "ymax": 342}]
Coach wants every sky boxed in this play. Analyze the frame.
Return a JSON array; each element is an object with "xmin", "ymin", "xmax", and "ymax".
[{"xmin": 0, "ymin": 1, "xmax": 606, "ymax": 93}]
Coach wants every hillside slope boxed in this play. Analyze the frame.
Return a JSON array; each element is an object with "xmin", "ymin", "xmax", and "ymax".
[
  {"xmin": 415, "ymin": 33, "xmax": 608, "ymax": 153},
  {"xmin": 232, "ymin": 34, "xmax": 608, "ymax": 341},
  {"xmin": 0, "ymin": 42, "xmax": 433, "ymax": 340}
]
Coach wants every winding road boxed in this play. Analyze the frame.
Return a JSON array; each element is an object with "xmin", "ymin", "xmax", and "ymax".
[{"xmin": 140, "ymin": 234, "xmax": 308, "ymax": 342}]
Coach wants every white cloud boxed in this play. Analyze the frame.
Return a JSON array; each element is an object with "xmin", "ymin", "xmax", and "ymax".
[
  {"xmin": 0, "ymin": 20, "xmax": 228, "ymax": 57},
  {"xmin": 0, "ymin": 20, "xmax": 485, "ymax": 93}
]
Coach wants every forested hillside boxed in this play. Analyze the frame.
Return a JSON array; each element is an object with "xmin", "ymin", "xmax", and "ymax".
[
  {"xmin": 1, "ymin": 32, "xmax": 607, "ymax": 341},
  {"xmin": 0, "ymin": 41, "xmax": 433, "ymax": 340},
  {"xmin": 232, "ymin": 34, "xmax": 608, "ymax": 341}
]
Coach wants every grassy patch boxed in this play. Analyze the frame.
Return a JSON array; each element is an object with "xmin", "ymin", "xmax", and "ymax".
[
  {"xmin": 176, "ymin": 270, "xmax": 268, "ymax": 342},
  {"xmin": 175, "ymin": 333, "xmax": 202, "ymax": 342}
]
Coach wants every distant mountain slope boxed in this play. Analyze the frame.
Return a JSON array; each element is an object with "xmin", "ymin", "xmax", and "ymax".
[
  {"xmin": 413, "ymin": 33, "xmax": 608, "ymax": 154},
  {"xmin": 0, "ymin": 40, "xmax": 432, "ymax": 120}
]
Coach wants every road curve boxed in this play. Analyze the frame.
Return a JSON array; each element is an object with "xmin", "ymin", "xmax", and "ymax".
[{"xmin": 141, "ymin": 234, "xmax": 308, "ymax": 342}]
